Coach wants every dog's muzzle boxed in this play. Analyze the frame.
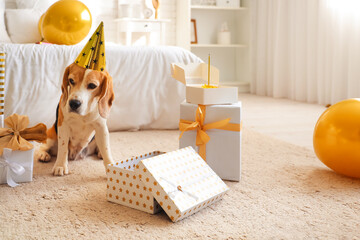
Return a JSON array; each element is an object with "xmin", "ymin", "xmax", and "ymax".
[{"xmin": 69, "ymin": 99, "xmax": 81, "ymax": 111}]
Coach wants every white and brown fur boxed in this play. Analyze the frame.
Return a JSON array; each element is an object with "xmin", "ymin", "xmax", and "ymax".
[{"xmin": 35, "ymin": 63, "xmax": 115, "ymax": 176}]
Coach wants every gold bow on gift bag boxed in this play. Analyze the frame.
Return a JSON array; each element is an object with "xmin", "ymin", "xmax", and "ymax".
[
  {"xmin": 0, "ymin": 114, "xmax": 47, "ymax": 154},
  {"xmin": 179, "ymin": 105, "xmax": 242, "ymax": 161}
]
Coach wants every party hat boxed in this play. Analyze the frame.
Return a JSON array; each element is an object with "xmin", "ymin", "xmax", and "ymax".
[{"xmin": 74, "ymin": 22, "xmax": 106, "ymax": 72}]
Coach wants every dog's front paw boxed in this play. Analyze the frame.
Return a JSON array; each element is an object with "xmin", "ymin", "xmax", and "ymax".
[
  {"xmin": 35, "ymin": 150, "xmax": 51, "ymax": 162},
  {"xmin": 103, "ymin": 157, "xmax": 114, "ymax": 168},
  {"xmin": 52, "ymin": 164, "xmax": 69, "ymax": 176},
  {"xmin": 97, "ymin": 150, "xmax": 102, "ymax": 159}
]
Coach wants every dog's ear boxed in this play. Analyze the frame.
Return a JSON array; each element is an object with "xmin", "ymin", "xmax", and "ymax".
[
  {"xmin": 58, "ymin": 66, "xmax": 70, "ymax": 127},
  {"xmin": 61, "ymin": 66, "xmax": 70, "ymax": 104},
  {"xmin": 98, "ymin": 71, "xmax": 114, "ymax": 119}
]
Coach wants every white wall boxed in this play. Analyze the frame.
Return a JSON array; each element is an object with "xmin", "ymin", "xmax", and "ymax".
[{"xmin": 5, "ymin": 0, "xmax": 177, "ymax": 45}]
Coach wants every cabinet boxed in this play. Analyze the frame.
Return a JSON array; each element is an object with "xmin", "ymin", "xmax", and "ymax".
[
  {"xmin": 176, "ymin": 0, "xmax": 250, "ymax": 93},
  {"xmin": 115, "ymin": 18, "xmax": 170, "ymax": 46}
]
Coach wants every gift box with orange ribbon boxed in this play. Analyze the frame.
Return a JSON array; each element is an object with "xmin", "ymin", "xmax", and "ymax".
[
  {"xmin": 0, "ymin": 114, "xmax": 47, "ymax": 187},
  {"xmin": 179, "ymin": 102, "xmax": 242, "ymax": 181},
  {"xmin": 107, "ymin": 147, "xmax": 229, "ymax": 222}
]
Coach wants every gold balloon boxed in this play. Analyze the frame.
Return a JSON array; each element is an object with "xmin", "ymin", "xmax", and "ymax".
[
  {"xmin": 313, "ymin": 98, "xmax": 360, "ymax": 178},
  {"xmin": 41, "ymin": 0, "xmax": 92, "ymax": 45}
]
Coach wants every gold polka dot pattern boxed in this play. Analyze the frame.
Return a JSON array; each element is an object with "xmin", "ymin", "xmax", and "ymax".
[
  {"xmin": 106, "ymin": 150, "xmax": 164, "ymax": 214},
  {"xmin": 137, "ymin": 146, "xmax": 229, "ymax": 222},
  {"xmin": 107, "ymin": 147, "xmax": 228, "ymax": 222}
]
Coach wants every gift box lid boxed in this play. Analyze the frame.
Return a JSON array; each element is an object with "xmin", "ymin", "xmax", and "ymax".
[
  {"xmin": 135, "ymin": 146, "xmax": 229, "ymax": 222},
  {"xmin": 171, "ymin": 63, "xmax": 238, "ymax": 105},
  {"xmin": 171, "ymin": 63, "xmax": 220, "ymax": 86}
]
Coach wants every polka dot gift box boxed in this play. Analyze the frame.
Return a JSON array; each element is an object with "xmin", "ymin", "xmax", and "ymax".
[
  {"xmin": 106, "ymin": 151, "xmax": 163, "ymax": 214},
  {"xmin": 106, "ymin": 147, "xmax": 229, "ymax": 222}
]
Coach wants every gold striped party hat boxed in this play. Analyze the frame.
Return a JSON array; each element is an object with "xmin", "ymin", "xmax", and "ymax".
[{"xmin": 74, "ymin": 22, "xmax": 106, "ymax": 72}]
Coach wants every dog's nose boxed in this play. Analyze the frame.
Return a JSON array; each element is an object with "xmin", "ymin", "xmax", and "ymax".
[{"xmin": 69, "ymin": 99, "xmax": 81, "ymax": 110}]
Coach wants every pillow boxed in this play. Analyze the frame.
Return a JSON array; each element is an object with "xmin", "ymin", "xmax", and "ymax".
[
  {"xmin": 0, "ymin": 0, "xmax": 11, "ymax": 43},
  {"xmin": 5, "ymin": 9, "xmax": 43, "ymax": 43},
  {"xmin": 16, "ymin": 0, "xmax": 57, "ymax": 9},
  {"xmin": 15, "ymin": 0, "xmax": 36, "ymax": 8}
]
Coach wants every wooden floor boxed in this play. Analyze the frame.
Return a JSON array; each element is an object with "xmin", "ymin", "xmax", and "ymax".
[{"xmin": 239, "ymin": 94, "xmax": 327, "ymax": 150}]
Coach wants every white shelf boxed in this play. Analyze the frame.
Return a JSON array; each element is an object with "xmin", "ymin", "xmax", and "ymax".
[
  {"xmin": 191, "ymin": 5, "xmax": 246, "ymax": 11},
  {"xmin": 191, "ymin": 44, "xmax": 247, "ymax": 48},
  {"xmin": 176, "ymin": 0, "xmax": 251, "ymax": 93}
]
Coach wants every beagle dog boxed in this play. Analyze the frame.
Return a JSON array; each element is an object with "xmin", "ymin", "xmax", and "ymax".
[{"xmin": 35, "ymin": 63, "xmax": 115, "ymax": 176}]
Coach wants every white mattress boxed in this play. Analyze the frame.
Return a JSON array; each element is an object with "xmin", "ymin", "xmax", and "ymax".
[{"xmin": 0, "ymin": 43, "xmax": 202, "ymax": 131}]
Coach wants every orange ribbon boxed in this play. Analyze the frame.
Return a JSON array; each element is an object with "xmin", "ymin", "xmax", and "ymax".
[
  {"xmin": 0, "ymin": 114, "xmax": 47, "ymax": 155},
  {"xmin": 179, "ymin": 105, "xmax": 242, "ymax": 161}
]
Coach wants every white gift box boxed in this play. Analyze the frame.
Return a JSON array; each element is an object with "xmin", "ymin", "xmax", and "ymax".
[
  {"xmin": 0, "ymin": 148, "xmax": 34, "ymax": 187},
  {"xmin": 107, "ymin": 147, "xmax": 229, "ymax": 222},
  {"xmin": 107, "ymin": 151, "xmax": 163, "ymax": 214},
  {"xmin": 179, "ymin": 102, "xmax": 242, "ymax": 181},
  {"xmin": 171, "ymin": 63, "xmax": 238, "ymax": 105}
]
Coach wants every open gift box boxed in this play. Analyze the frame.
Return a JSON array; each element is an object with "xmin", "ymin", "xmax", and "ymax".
[
  {"xmin": 107, "ymin": 151, "xmax": 164, "ymax": 214},
  {"xmin": 107, "ymin": 146, "xmax": 229, "ymax": 222},
  {"xmin": 171, "ymin": 63, "xmax": 238, "ymax": 105}
]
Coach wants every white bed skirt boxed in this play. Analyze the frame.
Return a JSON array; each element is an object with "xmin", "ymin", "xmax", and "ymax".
[{"xmin": 0, "ymin": 43, "xmax": 202, "ymax": 131}]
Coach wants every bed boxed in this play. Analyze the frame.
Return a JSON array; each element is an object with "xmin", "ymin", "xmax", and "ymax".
[{"xmin": 0, "ymin": 43, "xmax": 202, "ymax": 131}]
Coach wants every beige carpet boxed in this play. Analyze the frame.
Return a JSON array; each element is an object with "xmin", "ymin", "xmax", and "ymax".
[{"xmin": 1, "ymin": 129, "xmax": 360, "ymax": 239}]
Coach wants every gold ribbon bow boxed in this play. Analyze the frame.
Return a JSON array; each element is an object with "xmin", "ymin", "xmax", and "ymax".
[
  {"xmin": 179, "ymin": 105, "xmax": 242, "ymax": 161},
  {"xmin": 0, "ymin": 114, "xmax": 47, "ymax": 155}
]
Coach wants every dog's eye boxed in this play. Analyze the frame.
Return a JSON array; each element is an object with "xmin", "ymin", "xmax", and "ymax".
[
  {"xmin": 87, "ymin": 83, "xmax": 97, "ymax": 90},
  {"xmin": 69, "ymin": 78, "xmax": 75, "ymax": 85}
]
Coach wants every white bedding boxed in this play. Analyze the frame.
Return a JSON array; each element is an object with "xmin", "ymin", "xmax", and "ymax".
[{"xmin": 0, "ymin": 43, "xmax": 202, "ymax": 131}]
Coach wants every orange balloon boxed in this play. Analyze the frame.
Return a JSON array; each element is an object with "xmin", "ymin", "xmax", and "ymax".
[
  {"xmin": 313, "ymin": 98, "xmax": 360, "ymax": 178},
  {"xmin": 41, "ymin": 0, "xmax": 92, "ymax": 45}
]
